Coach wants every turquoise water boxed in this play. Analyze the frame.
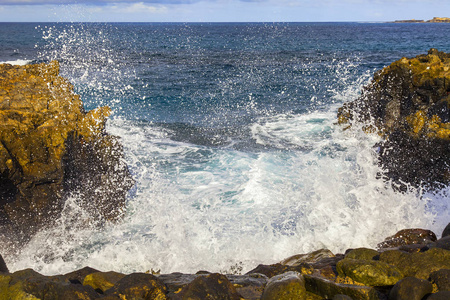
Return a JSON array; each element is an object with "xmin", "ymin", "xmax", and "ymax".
[{"xmin": 1, "ymin": 22, "xmax": 449, "ymax": 275}]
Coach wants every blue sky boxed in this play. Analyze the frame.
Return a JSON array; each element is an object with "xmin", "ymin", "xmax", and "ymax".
[{"xmin": 0, "ymin": 0, "xmax": 448, "ymax": 22}]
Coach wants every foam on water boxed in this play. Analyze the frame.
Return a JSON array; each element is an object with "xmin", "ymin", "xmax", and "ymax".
[
  {"xmin": 0, "ymin": 59, "xmax": 33, "ymax": 65},
  {"xmin": 3, "ymin": 22, "xmax": 449, "ymax": 276},
  {"xmin": 7, "ymin": 105, "xmax": 448, "ymax": 275}
]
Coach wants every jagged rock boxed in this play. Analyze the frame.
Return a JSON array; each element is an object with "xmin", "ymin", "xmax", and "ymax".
[
  {"xmin": 83, "ymin": 271, "xmax": 125, "ymax": 294},
  {"xmin": 338, "ymin": 49, "xmax": 450, "ymax": 189},
  {"xmin": 336, "ymin": 258, "xmax": 404, "ymax": 286},
  {"xmin": 344, "ymin": 248, "xmax": 379, "ymax": 261},
  {"xmin": 303, "ymin": 274, "xmax": 380, "ymax": 300},
  {"xmin": 0, "ymin": 61, "xmax": 134, "ymax": 245},
  {"xmin": 388, "ymin": 276, "xmax": 432, "ymax": 300},
  {"xmin": 442, "ymin": 223, "xmax": 450, "ymax": 238},
  {"xmin": 0, "ymin": 254, "xmax": 7, "ymax": 273},
  {"xmin": 377, "ymin": 229, "xmax": 437, "ymax": 249},
  {"xmin": 429, "ymin": 269, "xmax": 450, "ymax": 291},
  {"xmin": 171, "ymin": 273, "xmax": 241, "ymax": 300},
  {"xmin": 379, "ymin": 248, "xmax": 450, "ymax": 279},
  {"xmin": 105, "ymin": 272, "xmax": 167, "ymax": 299},
  {"xmin": 261, "ymin": 271, "xmax": 307, "ymax": 300}
]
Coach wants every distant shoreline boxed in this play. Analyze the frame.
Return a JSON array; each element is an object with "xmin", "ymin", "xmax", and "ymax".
[{"xmin": 391, "ymin": 17, "xmax": 450, "ymax": 23}]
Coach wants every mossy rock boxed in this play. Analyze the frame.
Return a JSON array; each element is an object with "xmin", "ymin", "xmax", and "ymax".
[
  {"xmin": 261, "ymin": 271, "xmax": 307, "ymax": 300},
  {"xmin": 304, "ymin": 274, "xmax": 379, "ymax": 300},
  {"xmin": 105, "ymin": 272, "xmax": 168, "ymax": 300},
  {"xmin": 0, "ymin": 61, "xmax": 134, "ymax": 246},
  {"xmin": 379, "ymin": 248, "xmax": 450, "ymax": 279},
  {"xmin": 344, "ymin": 248, "xmax": 379, "ymax": 261},
  {"xmin": 172, "ymin": 273, "xmax": 240, "ymax": 300},
  {"xmin": 83, "ymin": 271, "xmax": 125, "ymax": 293},
  {"xmin": 336, "ymin": 258, "xmax": 403, "ymax": 286}
]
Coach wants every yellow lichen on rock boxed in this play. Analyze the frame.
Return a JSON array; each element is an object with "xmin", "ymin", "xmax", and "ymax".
[{"xmin": 0, "ymin": 61, "xmax": 133, "ymax": 243}]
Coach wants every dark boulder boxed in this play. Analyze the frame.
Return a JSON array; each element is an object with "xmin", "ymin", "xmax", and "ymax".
[
  {"xmin": 429, "ymin": 269, "xmax": 450, "ymax": 291},
  {"xmin": 261, "ymin": 271, "xmax": 307, "ymax": 300},
  {"xmin": 105, "ymin": 272, "xmax": 167, "ymax": 299},
  {"xmin": 377, "ymin": 228, "xmax": 437, "ymax": 249},
  {"xmin": 172, "ymin": 273, "xmax": 241, "ymax": 300},
  {"xmin": 388, "ymin": 276, "xmax": 432, "ymax": 300}
]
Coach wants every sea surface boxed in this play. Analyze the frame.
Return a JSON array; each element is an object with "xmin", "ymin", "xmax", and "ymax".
[{"xmin": 1, "ymin": 22, "xmax": 449, "ymax": 275}]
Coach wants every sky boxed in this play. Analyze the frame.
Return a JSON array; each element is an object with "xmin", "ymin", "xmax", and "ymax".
[{"xmin": 0, "ymin": 0, "xmax": 449, "ymax": 22}]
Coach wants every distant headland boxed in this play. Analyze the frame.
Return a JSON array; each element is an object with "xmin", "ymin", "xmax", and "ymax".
[{"xmin": 392, "ymin": 17, "xmax": 450, "ymax": 23}]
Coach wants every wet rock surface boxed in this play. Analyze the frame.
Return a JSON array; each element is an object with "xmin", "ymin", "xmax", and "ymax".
[
  {"xmin": 1, "ymin": 227, "xmax": 449, "ymax": 299},
  {"xmin": 338, "ymin": 49, "xmax": 450, "ymax": 189},
  {"xmin": 0, "ymin": 61, "xmax": 134, "ymax": 246}
]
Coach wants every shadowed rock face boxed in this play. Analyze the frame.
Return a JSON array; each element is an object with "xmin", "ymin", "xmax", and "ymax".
[
  {"xmin": 338, "ymin": 49, "xmax": 450, "ymax": 189},
  {"xmin": 0, "ymin": 61, "xmax": 134, "ymax": 246}
]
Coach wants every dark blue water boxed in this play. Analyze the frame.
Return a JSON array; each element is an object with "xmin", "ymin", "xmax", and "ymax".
[{"xmin": 1, "ymin": 22, "xmax": 449, "ymax": 275}]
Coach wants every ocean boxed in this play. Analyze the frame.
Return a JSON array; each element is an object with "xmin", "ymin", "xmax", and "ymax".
[{"xmin": 1, "ymin": 22, "xmax": 449, "ymax": 275}]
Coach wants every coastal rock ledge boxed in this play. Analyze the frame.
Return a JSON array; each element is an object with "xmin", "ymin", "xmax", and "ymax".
[
  {"xmin": 338, "ymin": 49, "xmax": 450, "ymax": 189},
  {"xmin": 0, "ymin": 61, "xmax": 134, "ymax": 245}
]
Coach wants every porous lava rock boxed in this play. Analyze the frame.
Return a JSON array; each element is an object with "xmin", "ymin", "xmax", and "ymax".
[
  {"xmin": 338, "ymin": 49, "xmax": 450, "ymax": 189},
  {"xmin": 0, "ymin": 61, "xmax": 134, "ymax": 245},
  {"xmin": 377, "ymin": 228, "xmax": 437, "ymax": 249}
]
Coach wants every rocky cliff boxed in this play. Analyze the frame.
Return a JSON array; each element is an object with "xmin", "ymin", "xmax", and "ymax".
[
  {"xmin": 0, "ymin": 61, "xmax": 133, "ymax": 245},
  {"xmin": 338, "ymin": 49, "xmax": 450, "ymax": 189}
]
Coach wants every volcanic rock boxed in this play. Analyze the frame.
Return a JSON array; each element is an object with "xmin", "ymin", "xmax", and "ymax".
[
  {"xmin": 377, "ymin": 228, "xmax": 437, "ymax": 249},
  {"xmin": 260, "ymin": 271, "xmax": 307, "ymax": 300},
  {"xmin": 429, "ymin": 269, "xmax": 450, "ymax": 291},
  {"xmin": 388, "ymin": 276, "xmax": 432, "ymax": 300},
  {"xmin": 336, "ymin": 258, "xmax": 404, "ymax": 286},
  {"xmin": 379, "ymin": 248, "xmax": 450, "ymax": 279},
  {"xmin": 0, "ymin": 61, "xmax": 134, "ymax": 245},
  {"xmin": 338, "ymin": 49, "xmax": 450, "ymax": 189},
  {"xmin": 104, "ymin": 273, "xmax": 167, "ymax": 299},
  {"xmin": 171, "ymin": 273, "xmax": 241, "ymax": 300}
]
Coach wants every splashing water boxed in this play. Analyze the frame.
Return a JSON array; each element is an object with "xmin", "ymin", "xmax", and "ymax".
[{"xmin": 4, "ymin": 22, "xmax": 449, "ymax": 275}]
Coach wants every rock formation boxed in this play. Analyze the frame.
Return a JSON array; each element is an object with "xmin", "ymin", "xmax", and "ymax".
[
  {"xmin": 0, "ymin": 61, "xmax": 133, "ymax": 246},
  {"xmin": 338, "ymin": 49, "xmax": 450, "ymax": 189},
  {"xmin": 1, "ymin": 224, "xmax": 449, "ymax": 299}
]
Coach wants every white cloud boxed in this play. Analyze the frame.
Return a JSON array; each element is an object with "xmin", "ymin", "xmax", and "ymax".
[{"xmin": 119, "ymin": 2, "xmax": 168, "ymax": 13}]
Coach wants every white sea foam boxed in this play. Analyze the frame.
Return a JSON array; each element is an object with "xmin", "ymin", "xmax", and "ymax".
[
  {"xmin": 0, "ymin": 59, "xmax": 32, "ymax": 66},
  {"xmin": 7, "ymin": 106, "xmax": 448, "ymax": 276}
]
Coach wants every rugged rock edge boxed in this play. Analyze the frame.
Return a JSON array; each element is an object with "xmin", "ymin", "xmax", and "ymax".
[
  {"xmin": 338, "ymin": 48, "xmax": 450, "ymax": 189},
  {"xmin": 0, "ymin": 61, "xmax": 134, "ymax": 247}
]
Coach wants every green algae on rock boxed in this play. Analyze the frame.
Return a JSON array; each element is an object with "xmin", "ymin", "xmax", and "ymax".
[
  {"xmin": 379, "ymin": 248, "xmax": 450, "ymax": 279},
  {"xmin": 0, "ymin": 61, "xmax": 134, "ymax": 245},
  {"xmin": 336, "ymin": 259, "xmax": 404, "ymax": 287},
  {"xmin": 261, "ymin": 271, "xmax": 307, "ymax": 300}
]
